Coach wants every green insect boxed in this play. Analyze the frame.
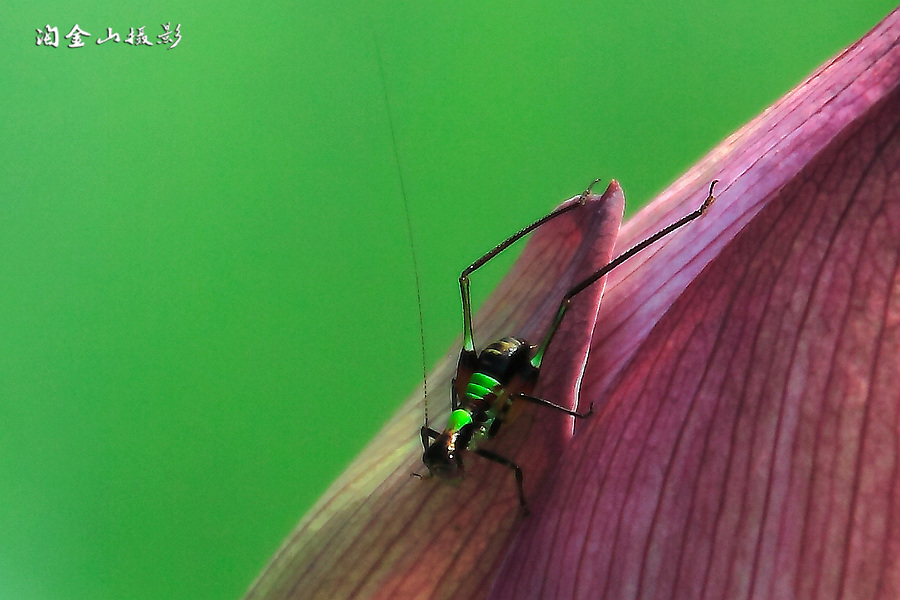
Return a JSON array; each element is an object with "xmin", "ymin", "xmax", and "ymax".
[
  {"xmin": 418, "ymin": 179, "xmax": 718, "ymax": 511},
  {"xmin": 372, "ymin": 24, "xmax": 716, "ymax": 512}
]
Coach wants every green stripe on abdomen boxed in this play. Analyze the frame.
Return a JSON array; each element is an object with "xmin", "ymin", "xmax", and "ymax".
[{"xmin": 465, "ymin": 372, "xmax": 501, "ymax": 402}]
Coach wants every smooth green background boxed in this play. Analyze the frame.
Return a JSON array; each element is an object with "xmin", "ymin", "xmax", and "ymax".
[{"xmin": 1, "ymin": 2, "xmax": 894, "ymax": 599}]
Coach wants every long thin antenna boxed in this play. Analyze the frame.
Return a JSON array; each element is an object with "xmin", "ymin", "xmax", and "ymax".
[{"xmin": 372, "ymin": 28, "xmax": 430, "ymax": 429}]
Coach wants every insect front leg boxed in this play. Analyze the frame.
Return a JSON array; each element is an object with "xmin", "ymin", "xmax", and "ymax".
[{"xmin": 474, "ymin": 447, "xmax": 528, "ymax": 513}]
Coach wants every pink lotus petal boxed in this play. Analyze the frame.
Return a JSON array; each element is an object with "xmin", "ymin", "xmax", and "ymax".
[
  {"xmin": 247, "ymin": 8, "xmax": 900, "ymax": 600},
  {"xmin": 491, "ymin": 8, "xmax": 900, "ymax": 600}
]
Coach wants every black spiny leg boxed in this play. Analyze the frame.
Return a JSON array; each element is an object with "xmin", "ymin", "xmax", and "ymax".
[
  {"xmin": 515, "ymin": 394, "xmax": 594, "ymax": 418},
  {"xmin": 530, "ymin": 180, "xmax": 719, "ymax": 371},
  {"xmin": 475, "ymin": 447, "xmax": 529, "ymax": 514},
  {"xmin": 458, "ymin": 178, "xmax": 602, "ymax": 354}
]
